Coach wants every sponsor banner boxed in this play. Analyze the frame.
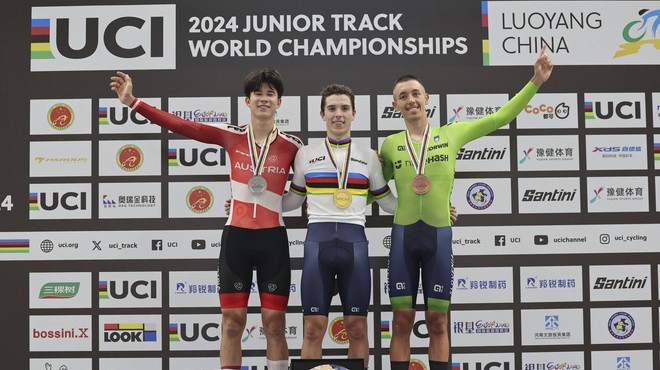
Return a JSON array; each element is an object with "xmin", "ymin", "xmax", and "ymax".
[
  {"xmin": 587, "ymin": 176, "xmax": 649, "ymax": 213},
  {"xmin": 99, "ymin": 314, "xmax": 162, "ymax": 351},
  {"xmin": 521, "ymin": 351, "xmax": 584, "ymax": 370},
  {"xmin": 586, "ymin": 134, "xmax": 647, "ymax": 170},
  {"xmin": 30, "ymin": 358, "xmax": 92, "ymax": 370},
  {"xmin": 29, "ymin": 272, "xmax": 91, "ymax": 309},
  {"xmin": 382, "ymin": 355, "xmax": 428, "ymax": 370},
  {"xmin": 451, "ymin": 353, "xmax": 515, "ymax": 370},
  {"xmin": 590, "ymin": 307, "xmax": 652, "ymax": 344},
  {"xmin": 446, "ymin": 93, "xmax": 511, "ymax": 126},
  {"xmin": 377, "ymin": 94, "xmax": 441, "ymax": 130},
  {"xmin": 30, "ymin": 141, "xmax": 92, "ymax": 177},
  {"xmin": 286, "ymin": 228, "xmax": 307, "ymax": 259},
  {"xmin": 518, "ymin": 177, "xmax": 580, "ymax": 213},
  {"xmin": 169, "ymin": 97, "xmax": 231, "ymax": 127},
  {"xmin": 31, "ymin": 5, "xmax": 176, "ymax": 71},
  {"xmin": 167, "ymin": 140, "xmax": 230, "ymax": 175},
  {"xmin": 520, "ymin": 308, "xmax": 584, "ymax": 345},
  {"xmin": 30, "ymin": 99, "xmax": 92, "ymax": 135},
  {"xmin": 98, "ymin": 98, "xmax": 162, "ymax": 134},
  {"xmin": 584, "ymin": 92, "xmax": 646, "ymax": 128},
  {"xmin": 381, "ymin": 312, "xmax": 446, "ymax": 349},
  {"xmin": 168, "ymin": 181, "xmax": 229, "ymax": 218},
  {"xmin": 452, "ymin": 267, "xmax": 513, "ymax": 304},
  {"xmin": 169, "ymin": 271, "xmax": 218, "ymax": 308},
  {"xmin": 516, "ymin": 135, "xmax": 579, "ymax": 171},
  {"xmin": 238, "ymin": 96, "xmax": 301, "ymax": 132},
  {"xmin": 589, "ymin": 264, "xmax": 651, "ymax": 301},
  {"xmin": 484, "ymin": 1, "xmax": 660, "ymax": 66},
  {"xmin": 452, "ymin": 178, "xmax": 512, "ymax": 214},
  {"xmin": 99, "ymin": 358, "xmax": 162, "ymax": 370},
  {"xmin": 169, "ymin": 314, "xmax": 221, "ymax": 351},
  {"xmin": 307, "ymin": 95, "xmax": 371, "ymax": 132},
  {"xmin": 591, "ymin": 350, "xmax": 653, "ymax": 370},
  {"xmin": 520, "ymin": 266, "xmax": 583, "ymax": 303},
  {"xmin": 99, "ymin": 271, "xmax": 162, "ymax": 308},
  {"xmin": 170, "ymin": 357, "xmax": 224, "ymax": 370},
  {"xmin": 98, "ymin": 140, "xmax": 161, "ymax": 176},
  {"xmin": 29, "ymin": 183, "xmax": 92, "ymax": 220},
  {"xmin": 30, "ymin": 315, "xmax": 92, "ymax": 351},
  {"xmin": 98, "ymin": 182, "xmax": 162, "ymax": 219},
  {"xmin": 654, "ymin": 92, "xmax": 660, "ymax": 127},
  {"xmin": 450, "ymin": 310, "xmax": 514, "ymax": 347},
  {"xmin": 240, "ymin": 313, "xmax": 302, "ymax": 350},
  {"xmin": 455, "ymin": 135, "xmax": 510, "ymax": 172},
  {"xmin": 516, "ymin": 93, "xmax": 578, "ymax": 129},
  {"xmin": 322, "ymin": 312, "xmax": 375, "ymax": 349},
  {"xmin": 654, "ymin": 134, "xmax": 660, "ymax": 169}
]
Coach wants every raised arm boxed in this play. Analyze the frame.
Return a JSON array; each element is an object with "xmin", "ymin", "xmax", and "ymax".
[
  {"xmin": 109, "ymin": 71, "xmax": 136, "ymax": 106},
  {"xmin": 530, "ymin": 44, "xmax": 553, "ymax": 87}
]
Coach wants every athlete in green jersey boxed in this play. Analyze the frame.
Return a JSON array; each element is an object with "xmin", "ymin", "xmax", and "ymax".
[{"xmin": 381, "ymin": 46, "xmax": 554, "ymax": 370}]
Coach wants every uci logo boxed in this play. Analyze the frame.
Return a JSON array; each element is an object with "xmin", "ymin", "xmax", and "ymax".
[
  {"xmin": 175, "ymin": 148, "xmax": 227, "ymax": 167},
  {"xmin": 31, "ymin": 5, "xmax": 176, "ymax": 71}
]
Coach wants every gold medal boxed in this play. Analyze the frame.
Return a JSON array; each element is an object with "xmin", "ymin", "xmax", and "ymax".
[
  {"xmin": 411, "ymin": 174, "xmax": 431, "ymax": 195},
  {"xmin": 333, "ymin": 189, "xmax": 352, "ymax": 209}
]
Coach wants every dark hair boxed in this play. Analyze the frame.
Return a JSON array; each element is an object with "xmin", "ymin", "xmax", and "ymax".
[
  {"xmin": 243, "ymin": 67, "xmax": 284, "ymax": 98},
  {"xmin": 319, "ymin": 84, "xmax": 355, "ymax": 112},
  {"xmin": 392, "ymin": 74, "xmax": 425, "ymax": 99}
]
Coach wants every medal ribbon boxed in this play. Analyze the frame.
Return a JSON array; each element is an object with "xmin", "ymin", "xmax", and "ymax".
[
  {"xmin": 404, "ymin": 124, "xmax": 430, "ymax": 176},
  {"xmin": 324, "ymin": 137, "xmax": 351, "ymax": 190},
  {"xmin": 247, "ymin": 125, "xmax": 277, "ymax": 176}
]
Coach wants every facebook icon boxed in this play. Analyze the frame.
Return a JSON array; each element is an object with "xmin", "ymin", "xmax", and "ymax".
[{"xmin": 494, "ymin": 235, "xmax": 506, "ymax": 246}]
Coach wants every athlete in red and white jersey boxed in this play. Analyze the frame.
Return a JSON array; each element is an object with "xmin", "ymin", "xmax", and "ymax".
[{"xmin": 110, "ymin": 68, "xmax": 301, "ymax": 370}]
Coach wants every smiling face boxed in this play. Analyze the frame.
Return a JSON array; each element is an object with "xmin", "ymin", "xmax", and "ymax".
[
  {"xmin": 392, "ymin": 79, "xmax": 429, "ymax": 124},
  {"xmin": 245, "ymin": 82, "xmax": 281, "ymax": 121},
  {"xmin": 321, "ymin": 94, "xmax": 355, "ymax": 140}
]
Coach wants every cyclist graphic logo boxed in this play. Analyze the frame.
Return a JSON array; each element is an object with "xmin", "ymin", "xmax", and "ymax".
[{"xmin": 614, "ymin": 8, "xmax": 660, "ymax": 58}]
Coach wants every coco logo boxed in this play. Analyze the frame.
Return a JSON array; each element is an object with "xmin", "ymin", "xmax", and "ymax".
[
  {"xmin": 31, "ymin": 5, "xmax": 176, "ymax": 71},
  {"xmin": 173, "ymin": 148, "xmax": 227, "ymax": 167},
  {"xmin": 177, "ymin": 322, "xmax": 220, "ymax": 342}
]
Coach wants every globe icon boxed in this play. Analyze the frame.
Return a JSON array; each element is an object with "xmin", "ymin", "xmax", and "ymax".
[
  {"xmin": 382, "ymin": 235, "xmax": 392, "ymax": 249},
  {"xmin": 40, "ymin": 239, "xmax": 54, "ymax": 253}
]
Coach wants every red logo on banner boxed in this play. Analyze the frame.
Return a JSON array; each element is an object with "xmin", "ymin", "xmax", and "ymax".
[
  {"xmin": 116, "ymin": 144, "xmax": 143, "ymax": 171},
  {"xmin": 187, "ymin": 186, "xmax": 213, "ymax": 213},
  {"xmin": 47, "ymin": 103, "xmax": 74, "ymax": 130},
  {"xmin": 328, "ymin": 317, "xmax": 348, "ymax": 344}
]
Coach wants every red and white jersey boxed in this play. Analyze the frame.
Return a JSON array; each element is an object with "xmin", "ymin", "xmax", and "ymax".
[{"xmin": 132, "ymin": 99, "xmax": 303, "ymax": 229}]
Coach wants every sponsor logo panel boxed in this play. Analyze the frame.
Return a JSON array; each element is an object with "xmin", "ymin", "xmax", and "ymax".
[
  {"xmin": 521, "ymin": 351, "xmax": 584, "ymax": 370},
  {"xmin": 446, "ymin": 93, "xmax": 510, "ymax": 126},
  {"xmin": 516, "ymin": 93, "xmax": 578, "ymax": 128},
  {"xmin": 30, "ymin": 99, "xmax": 92, "ymax": 135},
  {"xmin": 590, "ymin": 307, "xmax": 652, "ymax": 344},
  {"xmin": 587, "ymin": 176, "xmax": 649, "ymax": 213},
  {"xmin": 98, "ymin": 140, "xmax": 161, "ymax": 176},
  {"xmin": 99, "ymin": 271, "xmax": 162, "ymax": 308},
  {"xmin": 517, "ymin": 135, "xmax": 579, "ymax": 171},
  {"xmin": 239, "ymin": 313, "xmax": 302, "ymax": 350},
  {"xmin": 168, "ymin": 182, "xmax": 229, "ymax": 218},
  {"xmin": 520, "ymin": 309, "xmax": 584, "ymax": 345},
  {"xmin": 584, "ymin": 93, "xmax": 646, "ymax": 128},
  {"xmin": 520, "ymin": 266, "xmax": 583, "ymax": 303},
  {"xmin": 484, "ymin": 2, "xmax": 660, "ymax": 65},
  {"xmin": 450, "ymin": 310, "xmax": 514, "ymax": 347},
  {"xmin": 29, "ymin": 272, "xmax": 91, "ymax": 309},
  {"xmin": 98, "ymin": 98, "xmax": 162, "ymax": 134},
  {"xmin": 451, "ymin": 353, "xmax": 515, "ymax": 370},
  {"xmin": 586, "ymin": 134, "xmax": 647, "ymax": 170},
  {"xmin": 168, "ymin": 140, "xmax": 230, "ymax": 176},
  {"xmin": 29, "ymin": 358, "xmax": 92, "ymax": 370},
  {"xmin": 98, "ymin": 182, "xmax": 162, "ymax": 219},
  {"xmin": 99, "ymin": 358, "xmax": 162, "ymax": 370},
  {"xmin": 99, "ymin": 314, "xmax": 162, "ymax": 351},
  {"xmin": 30, "ymin": 141, "xmax": 92, "ymax": 177},
  {"xmin": 452, "ymin": 178, "xmax": 511, "ymax": 214},
  {"xmin": 31, "ymin": 5, "xmax": 176, "ymax": 71},
  {"xmin": 456, "ymin": 136, "xmax": 510, "ymax": 172},
  {"xmin": 169, "ymin": 271, "xmax": 219, "ymax": 308},
  {"xmin": 452, "ymin": 267, "xmax": 513, "ymax": 304},
  {"xmin": 30, "ymin": 315, "xmax": 92, "ymax": 351},
  {"xmin": 591, "ymin": 350, "xmax": 653, "ymax": 370},
  {"xmin": 589, "ymin": 264, "xmax": 651, "ymax": 301},
  {"xmin": 29, "ymin": 183, "xmax": 92, "ymax": 220},
  {"xmin": 170, "ymin": 97, "xmax": 231, "ymax": 127},
  {"xmin": 169, "ymin": 314, "xmax": 221, "ymax": 351},
  {"xmin": 518, "ymin": 177, "xmax": 580, "ymax": 214},
  {"xmin": 653, "ymin": 92, "xmax": 660, "ymax": 127}
]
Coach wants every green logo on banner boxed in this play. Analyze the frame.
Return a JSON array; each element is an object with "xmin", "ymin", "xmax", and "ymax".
[{"xmin": 39, "ymin": 282, "xmax": 80, "ymax": 299}]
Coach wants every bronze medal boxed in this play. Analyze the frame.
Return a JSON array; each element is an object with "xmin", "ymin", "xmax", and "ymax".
[{"xmin": 411, "ymin": 174, "xmax": 431, "ymax": 195}]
